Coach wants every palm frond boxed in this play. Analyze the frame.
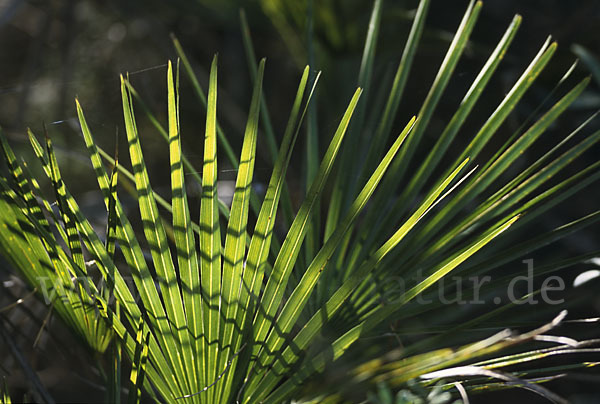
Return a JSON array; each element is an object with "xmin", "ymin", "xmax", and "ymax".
[{"xmin": 0, "ymin": 1, "xmax": 598, "ymax": 403}]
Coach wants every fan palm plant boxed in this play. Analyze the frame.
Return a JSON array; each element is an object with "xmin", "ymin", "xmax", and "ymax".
[{"xmin": 1, "ymin": 0, "xmax": 599, "ymax": 403}]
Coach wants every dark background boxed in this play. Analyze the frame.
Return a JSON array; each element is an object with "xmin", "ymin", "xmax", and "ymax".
[{"xmin": 1, "ymin": 0, "xmax": 599, "ymax": 402}]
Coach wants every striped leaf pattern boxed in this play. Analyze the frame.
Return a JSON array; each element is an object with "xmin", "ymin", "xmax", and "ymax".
[{"xmin": 0, "ymin": 1, "xmax": 598, "ymax": 403}]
